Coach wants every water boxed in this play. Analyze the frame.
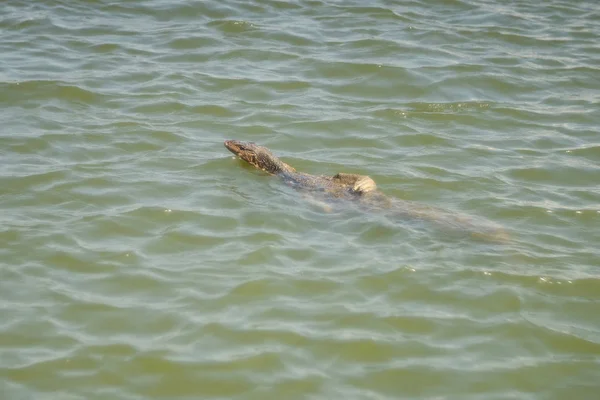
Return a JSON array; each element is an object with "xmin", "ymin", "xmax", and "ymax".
[{"xmin": 1, "ymin": 0, "xmax": 599, "ymax": 398}]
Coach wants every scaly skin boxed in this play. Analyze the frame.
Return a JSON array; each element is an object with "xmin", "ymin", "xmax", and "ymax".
[
  {"xmin": 224, "ymin": 139, "xmax": 509, "ymax": 241},
  {"xmin": 224, "ymin": 140, "xmax": 378, "ymax": 199}
]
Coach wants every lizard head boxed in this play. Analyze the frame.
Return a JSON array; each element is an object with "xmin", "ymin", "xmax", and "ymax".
[{"xmin": 224, "ymin": 140, "xmax": 294, "ymax": 174}]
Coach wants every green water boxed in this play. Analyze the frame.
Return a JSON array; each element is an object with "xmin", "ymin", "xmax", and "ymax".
[{"xmin": 1, "ymin": 0, "xmax": 599, "ymax": 399}]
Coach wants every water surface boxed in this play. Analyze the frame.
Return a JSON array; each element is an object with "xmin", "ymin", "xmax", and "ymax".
[{"xmin": 2, "ymin": 0, "xmax": 600, "ymax": 399}]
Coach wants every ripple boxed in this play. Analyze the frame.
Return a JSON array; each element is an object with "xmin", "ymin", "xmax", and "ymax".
[
  {"xmin": 208, "ymin": 19, "xmax": 257, "ymax": 33},
  {"xmin": 506, "ymin": 165, "xmax": 600, "ymax": 187},
  {"xmin": 0, "ymin": 80, "xmax": 102, "ymax": 104}
]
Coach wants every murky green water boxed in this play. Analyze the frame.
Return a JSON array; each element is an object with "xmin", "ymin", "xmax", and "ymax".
[{"xmin": 2, "ymin": 0, "xmax": 599, "ymax": 398}]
